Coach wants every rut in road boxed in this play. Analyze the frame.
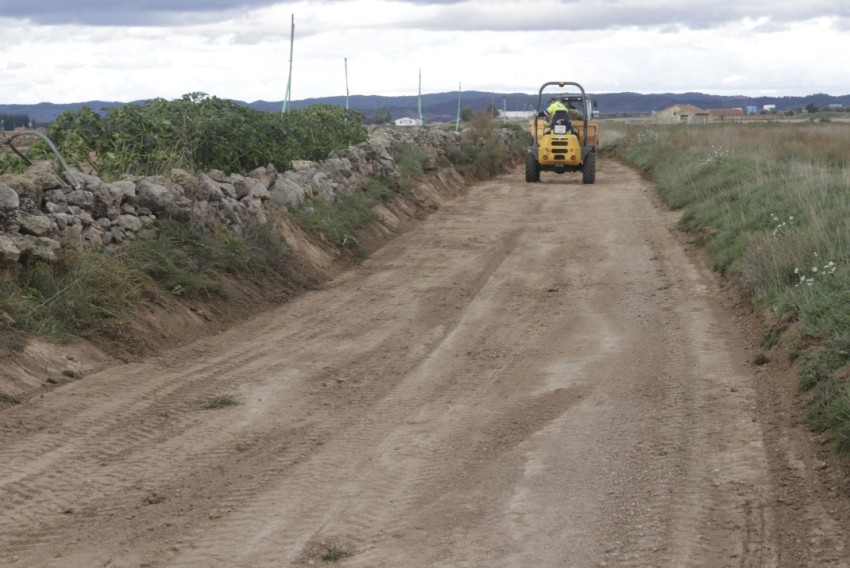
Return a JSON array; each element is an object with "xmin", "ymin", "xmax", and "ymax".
[{"xmin": 1, "ymin": 160, "xmax": 848, "ymax": 567}]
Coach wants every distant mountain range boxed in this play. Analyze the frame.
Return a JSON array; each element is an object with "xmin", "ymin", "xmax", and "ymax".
[{"xmin": 3, "ymin": 91, "xmax": 849, "ymax": 126}]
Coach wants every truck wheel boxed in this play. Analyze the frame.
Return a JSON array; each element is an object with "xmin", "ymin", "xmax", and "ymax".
[
  {"xmin": 525, "ymin": 153, "xmax": 540, "ymax": 183},
  {"xmin": 582, "ymin": 151, "xmax": 596, "ymax": 185}
]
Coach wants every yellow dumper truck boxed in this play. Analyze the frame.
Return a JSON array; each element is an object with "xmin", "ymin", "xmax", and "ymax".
[{"xmin": 526, "ymin": 81, "xmax": 598, "ymax": 184}]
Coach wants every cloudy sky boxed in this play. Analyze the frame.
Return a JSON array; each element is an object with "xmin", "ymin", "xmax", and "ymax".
[{"xmin": 1, "ymin": 0, "xmax": 848, "ymax": 104}]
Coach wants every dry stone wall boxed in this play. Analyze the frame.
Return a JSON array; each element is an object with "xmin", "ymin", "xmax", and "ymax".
[{"xmin": 0, "ymin": 126, "xmax": 466, "ymax": 267}]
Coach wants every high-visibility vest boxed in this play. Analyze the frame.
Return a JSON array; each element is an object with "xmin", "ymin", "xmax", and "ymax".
[{"xmin": 547, "ymin": 101, "xmax": 568, "ymax": 115}]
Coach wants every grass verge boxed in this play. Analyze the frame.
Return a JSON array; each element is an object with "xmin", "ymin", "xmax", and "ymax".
[
  {"xmin": 613, "ymin": 121, "xmax": 850, "ymax": 454},
  {"xmin": 0, "ymin": 215, "xmax": 302, "ymax": 346}
]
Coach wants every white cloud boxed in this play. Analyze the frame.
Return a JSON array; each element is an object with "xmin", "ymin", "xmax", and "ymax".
[{"xmin": 1, "ymin": 2, "xmax": 849, "ymax": 104}]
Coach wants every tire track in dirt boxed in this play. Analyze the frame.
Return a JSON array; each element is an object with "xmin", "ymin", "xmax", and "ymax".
[
  {"xmin": 0, "ymin": 346, "xmax": 283, "ymax": 556},
  {"xmin": 304, "ymin": 175, "xmax": 644, "ymax": 566},
  {"xmin": 0, "ymin": 284, "xmax": 422, "ymax": 562},
  {"xmin": 167, "ymin": 219, "xmax": 535, "ymax": 566},
  {"xmin": 658, "ymin": 239, "xmax": 776, "ymax": 567},
  {"xmin": 164, "ymin": 185, "xmax": 573, "ymax": 565}
]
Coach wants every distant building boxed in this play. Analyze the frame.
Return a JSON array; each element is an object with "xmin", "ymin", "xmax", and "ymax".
[
  {"xmin": 745, "ymin": 105, "xmax": 758, "ymax": 115},
  {"xmin": 708, "ymin": 108, "xmax": 745, "ymax": 122},
  {"xmin": 828, "ymin": 103, "xmax": 844, "ymax": 109},
  {"xmin": 763, "ymin": 104, "xmax": 777, "ymax": 112},
  {"xmin": 653, "ymin": 104, "xmax": 709, "ymax": 124},
  {"xmin": 394, "ymin": 117, "xmax": 418, "ymax": 127},
  {"xmin": 498, "ymin": 110, "xmax": 536, "ymax": 120}
]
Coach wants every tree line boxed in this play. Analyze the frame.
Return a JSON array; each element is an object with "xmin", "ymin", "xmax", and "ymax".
[{"xmin": 1, "ymin": 114, "xmax": 33, "ymax": 130}]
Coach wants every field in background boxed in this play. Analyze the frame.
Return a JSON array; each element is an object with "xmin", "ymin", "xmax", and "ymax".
[{"xmin": 609, "ymin": 121, "xmax": 850, "ymax": 454}]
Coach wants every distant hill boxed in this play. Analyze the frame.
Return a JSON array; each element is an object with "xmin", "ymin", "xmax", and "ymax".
[
  {"xmin": 3, "ymin": 91, "xmax": 850, "ymax": 126},
  {"xmin": 0, "ymin": 101, "xmax": 144, "ymax": 126},
  {"xmin": 247, "ymin": 91, "xmax": 850, "ymax": 122}
]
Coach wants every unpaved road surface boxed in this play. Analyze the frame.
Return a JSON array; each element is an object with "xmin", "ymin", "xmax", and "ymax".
[{"xmin": 2, "ymin": 161, "xmax": 849, "ymax": 567}]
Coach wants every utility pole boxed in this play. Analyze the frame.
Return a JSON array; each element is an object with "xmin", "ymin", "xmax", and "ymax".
[
  {"xmin": 281, "ymin": 14, "xmax": 295, "ymax": 113},
  {"xmin": 344, "ymin": 57, "xmax": 350, "ymax": 111},
  {"xmin": 455, "ymin": 82, "xmax": 462, "ymax": 133},
  {"xmin": 418, "ymin": 69, "xmax": 423, "ymax": 126}
]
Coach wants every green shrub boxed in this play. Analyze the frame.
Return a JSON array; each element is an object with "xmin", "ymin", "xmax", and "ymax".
[
  {"xmin": 0, "ymin": 152, "xmax": 28, "ymax": 175},
  {"xmin": 446, "ymin": 141, "xmax": 483, "ymax": 167},
  {"xmin": 42, "ymin": 94, "xmax": 367, "ymax": 178}
]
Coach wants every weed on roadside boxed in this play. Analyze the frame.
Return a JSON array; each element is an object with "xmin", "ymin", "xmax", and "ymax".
[
  {"xmin": 0, "ymin": 324, "xmax": 26, "ymax": 355},
  {"xmin": 364, "ymin": 178, "xmax": 396, "ymax": 201},
  {"xmin": 393, "ymin": 142, "xmax": 427, "ymax": 176},
  {"xmin": 12, "ymin": 249, "xmax": 144, "ymax": 339},
  {"xmin": 127, "ymin": 218, "xmax": 226, "ymax": 299},
  {"xmin": 292, "ymin": 193, "xmax": 374, "ymax": 256},
  {"xmin": 825, "ymin": 382, "xmax": 850, "ymax": 453}
]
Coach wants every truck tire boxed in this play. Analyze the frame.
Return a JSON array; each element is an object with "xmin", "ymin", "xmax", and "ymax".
[
  {"xmin": 525, "ymin": 152, "xmax": 540, "ymax": 183},
  {"xmin": 582, "ymin": 151, "xmax": 596, "ymax": 185}
]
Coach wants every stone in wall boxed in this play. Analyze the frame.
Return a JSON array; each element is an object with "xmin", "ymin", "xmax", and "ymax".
[
  {"xmin": 136, "ymin": 178, "xmax": 177, "ymax": 214},
  {"xmin": 0, "ymin": 183, "xmax": 21, "ymax": 233},
  {"xmin": 18, "ymin": 212, "xmax": 57, "ymax": 237},
  {"xmin": 0, "ymin": 234, "xmax": 20, "ymax": 263}
]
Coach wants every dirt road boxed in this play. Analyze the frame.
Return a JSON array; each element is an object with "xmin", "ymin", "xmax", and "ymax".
[{"xmin": 2, "ymin": 161, "xmax": 849, "ymax": 567}]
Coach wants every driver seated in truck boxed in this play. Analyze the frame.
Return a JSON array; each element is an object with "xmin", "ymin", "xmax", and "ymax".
[
  {"xmin": 546, "ymin": 100, "xmax": 572, "ymax": 133},
  {"xmin": 546, "ymin": 99, "xmax": 568, "ymax": 118},
  {"xmin": 545, "ymin": 100, "xmax": 572, "ymax": 135}
]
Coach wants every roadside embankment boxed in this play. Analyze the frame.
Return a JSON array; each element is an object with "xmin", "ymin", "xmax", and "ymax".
[
  {"xmin": 610, "ymin": 121, "xmax": 850, "ymax": 457},
  {"xmin": 0, "ymin": 122, "xmax": 528, "ymax": 404}
]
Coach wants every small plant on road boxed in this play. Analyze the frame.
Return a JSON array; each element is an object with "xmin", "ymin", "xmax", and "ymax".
[
  {"xmin": 200, "ymin": 394, "xmax": 239, "ymax": 410},
  {"xmin": 0, "ymin": 392, "xmax": 20, "ymax": 405},
  {"xmin": 145, "ymin": 493, "xmax": 167, "ymax": 505},
  {"xmin": 321, "ymin": 544, "xmax": 354, "ymax": 562}
]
